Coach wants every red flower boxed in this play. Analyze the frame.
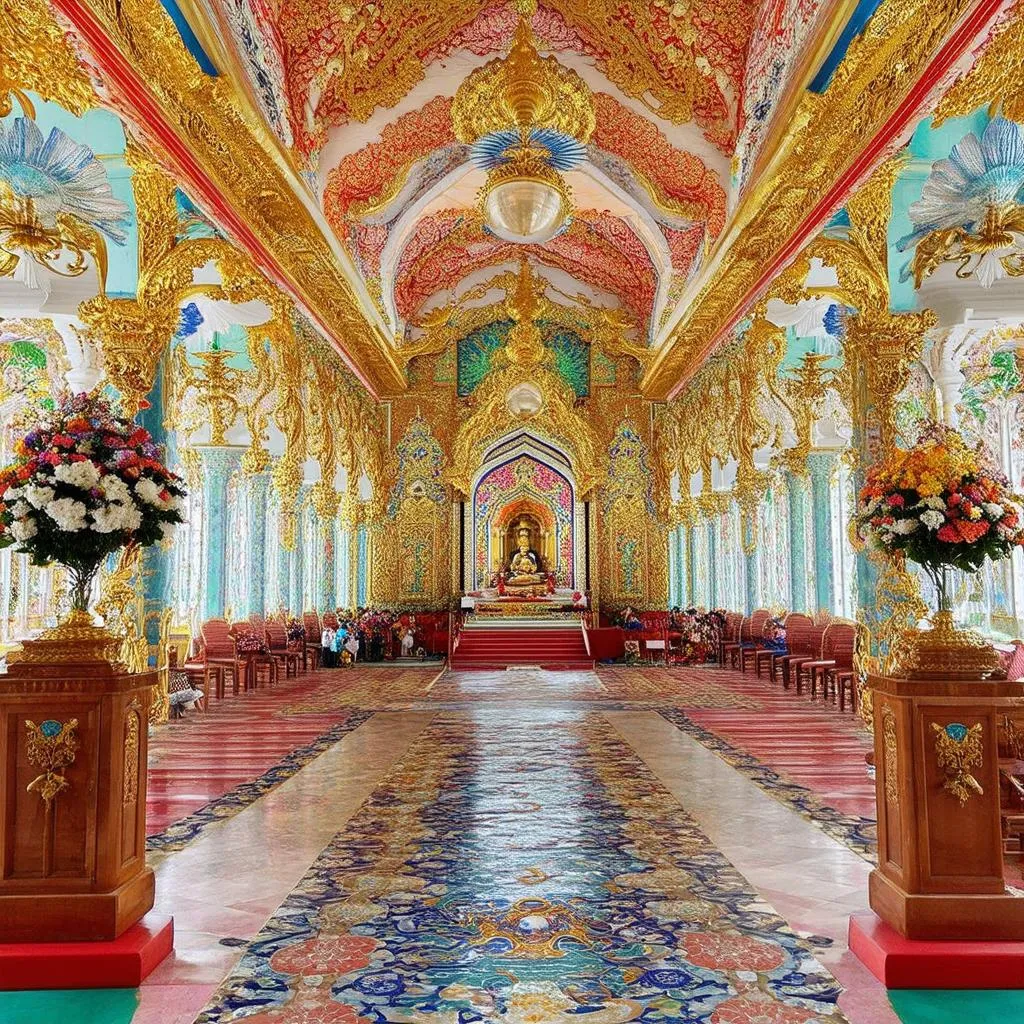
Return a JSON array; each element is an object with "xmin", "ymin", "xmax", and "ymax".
[
  {"xmin": 680, "ymin": 932, "xmax": 786, "ymax": 972},
  {"xmin": 887, "ymin": 494, "xmax": 905, "ymax": 507},
  {"xmin": 955, "ymin": 519, "xmax": 990, "ymax": 543},
  {"xmin": 937, "ymin": 524, "xmax": 959, "ymax": 543},
  {"xmin": 268, "ymin": 935, "xmax": 378, "ymax": 977}
]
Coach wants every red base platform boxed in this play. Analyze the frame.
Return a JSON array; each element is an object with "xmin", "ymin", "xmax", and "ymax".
[
  {"xmin": 0, "ymin": 914, "xmax": 173, "ymax": 990},
  {"xmin": 850, "ymin": 911, "xmax": 1024, "ymax": 989}
]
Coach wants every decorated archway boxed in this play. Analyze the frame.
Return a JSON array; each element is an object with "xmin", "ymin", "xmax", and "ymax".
[{"xmin": 469, "ymin": 436, "xmax": 580, "ymax": 590}]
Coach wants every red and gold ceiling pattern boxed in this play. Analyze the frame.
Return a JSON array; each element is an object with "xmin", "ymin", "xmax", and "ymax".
[
  {"xmin": 393, "ymin": 211, "xmax": 658, "ymax": 324},
  {"xmin": 278, "ymin": 1, "xmax": 759, "ymax": 157}
]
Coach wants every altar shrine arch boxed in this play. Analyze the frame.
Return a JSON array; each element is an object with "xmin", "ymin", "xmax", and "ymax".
[{"xmin": 468, "ymin": 434, "xmax": 584, "ymax": 591}]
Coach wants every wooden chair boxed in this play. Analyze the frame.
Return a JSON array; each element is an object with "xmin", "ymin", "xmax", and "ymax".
[
  {"xmin": 639, "ymin": 611, "xmax": 670, "ymax": 664},
  {"xmin": 302, "ymin": 611, "xmax": 322, "ymax": 671},
  {"xmin": 729, "ymin": 610, "xmax": 770, "ymax": 670},
  {"xmin": 740, "ymin": 610, "xmax": 775, "ymax": 673},
  {"xmin": 266, "ymin": 620, "xmax": 300, "ymax": 678},
  {"xmin": 717, "ymin": 612, "xmax": 743, "ymax": 666},
  {"xmin": 229, "ymin": 621, "xmax": 278, "ymax": 691},
  {"xmin": 200, "ymin": 619, "xmax": 243, "ymax": 699},
  {"xmin": 776, "ymin": 616, "xmax": 815, "ymax": 688},
  {"xmin": 820, "ymin": 624, "xmax": 858, "ymax": 707},
  {"xmin": 798, "ymin": 623, "xmax": 856, "ymax": 699},
  {"xmin": 790, "ymin": 625, "xmax": 827, "ymax": 694},
  {"xmin": 758, "ymin": 613, "xmax": 811, "ymax": 680}
]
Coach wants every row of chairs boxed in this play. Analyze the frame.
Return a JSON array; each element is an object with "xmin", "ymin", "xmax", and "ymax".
[
  {"xmin": 720, "ymin": 610, "xmax": 859, "ymax": 712},
  {"xmin": 175, "ymin": 613, "xmax": 327, "ymax": 705}
]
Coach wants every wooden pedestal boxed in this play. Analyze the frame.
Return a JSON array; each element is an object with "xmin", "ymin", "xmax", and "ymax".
[
  {"xmin": 0, "ymin": 643, "xmax": 158, "ymax": 943},
  {"xmin": 870, "ymin": 673, "xmax": 1024, "ymax": 940}
]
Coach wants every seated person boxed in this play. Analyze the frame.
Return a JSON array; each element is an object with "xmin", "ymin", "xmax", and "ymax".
[{"xmin": 621, "ymin": 606, "xmax": 643, "ymax": 631}]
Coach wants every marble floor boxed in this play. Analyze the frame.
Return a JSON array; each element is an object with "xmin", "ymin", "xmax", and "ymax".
[{"xmin": 1, "ymin": 664, "xmax": 1016, "ymax": 1023}]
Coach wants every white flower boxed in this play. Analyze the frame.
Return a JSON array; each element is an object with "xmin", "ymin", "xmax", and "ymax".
[
  {"xmin": 24, "ymin": 484, "xmax": 55, "ymax": 509},
  {"xmin": 134, "ymin": 477, "xmax": 166, "ymax": 507},
  {"xmin": 90, "ymin": 504, "xmax": 126, "ymax": 534},
  {"xmin": 100, "ymin": 473, "xmax": 132, "ymax": 505},
  {"xmin": 90, "ymin": 501, "xmax": 141, "ymax": 534},
  {"xmin": 983, "ymin": 502, "xmax": 1004, "ymax": 520},
  {"xmin": 54, "ymin": 460, "xmax": 100, "ymax": 490},
  {"xmin": 45, "ymin": 497, "xmax": 88, "ymax": 531},
  {"xmin": 10, "ymin": 517, "xmax": 37, "ymax": 541},
  {"xmin": 4, "ymin": 486, "xmax": 24, "ymax": 502},
  {"xmin": 915, "ymin": 496, "xmax": 947, "ymax": 511},
  {"xmin": 11, "ymin": 500, "xmax": 30, "ymax": 519},
  {"xmin": 890, "ymin": 518, "xmax": 920, "ymax": 534},
  {"xmin": 158, "ymin": 520, "xmax": 176, "ymax": 540},
  {"xmin": 920, "ymin": 509, "xmax": 946, "ymax": 531}
]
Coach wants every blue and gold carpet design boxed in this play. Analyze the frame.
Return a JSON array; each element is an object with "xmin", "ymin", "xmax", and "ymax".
[{"xmin": 195, "ymin": 709, "xmax": 846, "ymax": 1023}]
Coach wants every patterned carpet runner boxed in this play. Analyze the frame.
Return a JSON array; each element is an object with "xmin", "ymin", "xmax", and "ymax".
[{"xmin": 194, "ymin": 709, "xmax": 848, "ymax": 1024}]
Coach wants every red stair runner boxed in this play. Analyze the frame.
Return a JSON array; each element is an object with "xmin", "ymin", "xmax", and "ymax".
[{"xmin": 451, "ymin": 626, "xmax": 593, "ymax": 670}]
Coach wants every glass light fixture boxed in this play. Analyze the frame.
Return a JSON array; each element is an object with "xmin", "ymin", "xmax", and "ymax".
[{"xmin": 481, "ymin": 151, "xmax": 570, "ymax": 244}]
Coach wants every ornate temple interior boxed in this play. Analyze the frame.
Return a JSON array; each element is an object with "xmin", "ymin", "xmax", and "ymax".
[{"xmin": 2, "ymin": 1, "xmax": 1024, "ymax": 1022}]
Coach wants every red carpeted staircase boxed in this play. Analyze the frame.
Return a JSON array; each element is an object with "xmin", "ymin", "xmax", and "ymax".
[{"xmin": 451, "ymin": 622, "xmax": 593, "ymax": 670}]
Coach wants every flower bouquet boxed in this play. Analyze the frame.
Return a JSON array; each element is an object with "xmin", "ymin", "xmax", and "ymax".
[
  {"xmin": 857, "ymin": 422, "xmax": 1023, "ymax": 677},
  {"xmin": 0, "ymin": 392, "xmax": 186, "ymax": 615}
]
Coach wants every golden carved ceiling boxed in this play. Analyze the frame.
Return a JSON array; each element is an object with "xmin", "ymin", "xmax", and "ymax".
[
  {"xmin": 207, "ymin": 0, "xmax": 764, "ymax": 348},
  {"xmin": 8, "ymin": 0, "xmax": 1014, "ymax": 405}
]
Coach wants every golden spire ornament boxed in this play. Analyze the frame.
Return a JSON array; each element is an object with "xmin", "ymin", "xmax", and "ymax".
[{"xmin": 451, "ymin": 1, "xmax": 595, "ymax": 245}]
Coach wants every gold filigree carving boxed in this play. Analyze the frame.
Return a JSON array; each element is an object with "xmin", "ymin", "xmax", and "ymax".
[
  {"xmin": 25, "ymin": 718, "xmax": 79, "ymax": 804},
  {"xmin": 933, "ymin": 1, "xmax": 1024, "ymax": 126},
  {"xmin": 0, "ymin": 0, "xmax": 96, "ymax": 119},
  {"xmin": 932, "ymin": 721, "xmax": 984, "ymax": 806},
  {"xmin": 642, "ymin": 0, "xmax": 988, "ymax": 398},
  {"xmin": 123, "ymin": 699, "xmax": 141, "ymax": 805},
  {"xmin": 882, "ymin": 705, "xmax": 899, "ymax": 808},
  {"xmin": 52, "ymin": 0, "xmax": 405, "ymax": 394}
]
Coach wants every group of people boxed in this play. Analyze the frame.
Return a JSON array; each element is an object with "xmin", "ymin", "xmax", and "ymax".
[
  {"xmin": 319, "ymin": 608, "xmax": 421, "ymax": 667},
  {"xmin": 615, "ymin": 606, "xmax": 731, "ymax": 665}
]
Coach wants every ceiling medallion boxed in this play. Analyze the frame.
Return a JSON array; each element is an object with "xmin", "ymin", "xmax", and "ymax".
[{"xmin": 451, "ymin": 0, "xmax": 595, "ymax": 245}]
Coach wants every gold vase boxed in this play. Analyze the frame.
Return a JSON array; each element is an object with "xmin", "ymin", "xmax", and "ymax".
[
  {"xmin": 6, "ymin": 608, "xmax": 125, "ymax": 667},
  {"xmin": 889, "ymin": 609, "xmax": 1000, "ymax": 680}
]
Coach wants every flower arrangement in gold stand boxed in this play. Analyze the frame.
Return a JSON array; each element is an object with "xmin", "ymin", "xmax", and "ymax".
[
  {"xmin": 857, "ymin": 423, "xmax": 1024, "ymax": 679},
  {"xmin": 0, "ymin": 391, "xmax": 186, "ymax": 663}
]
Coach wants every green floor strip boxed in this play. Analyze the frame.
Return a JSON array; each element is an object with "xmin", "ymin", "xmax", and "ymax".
[
  {"xmin": 891, "ymin": 989, "xmax": 1024, "ymax": 1023},
  {"xmin": 0, "ymin": 989, "xmax": 138, "ymax": 1024}
]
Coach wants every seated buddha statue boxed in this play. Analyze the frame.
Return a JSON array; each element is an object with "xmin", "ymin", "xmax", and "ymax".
[{"xmin": 507, "ymin": 525, "xmax": 544, "ymax": 588}]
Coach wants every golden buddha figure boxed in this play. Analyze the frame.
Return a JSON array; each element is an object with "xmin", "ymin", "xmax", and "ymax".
[{"xmin": 507, "ymin": 522, "xmax": 543, "ymax": 586}]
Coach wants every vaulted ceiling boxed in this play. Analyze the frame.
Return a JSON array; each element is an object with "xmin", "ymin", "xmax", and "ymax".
[
  {"xmin": 197, "ymin": 0, "xmax": 824, "ymax": 344},
  {"xmin": 34, "ymin": 0, "xmax": 1013, "ymax": 398}
]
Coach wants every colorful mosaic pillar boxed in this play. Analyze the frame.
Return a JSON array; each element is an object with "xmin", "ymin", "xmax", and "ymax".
[
  {"xmin": 686, "ymin": 527, "xmax": 697, "ymax": 607},
  {"xmin": 673, "ymin": 527, "xmax": 686, "ymax": 607},
  {"xmin": 288, "ymin": 495, "xmax": 307, "ymax": 615},
  {"xmin": 743, "ymin": 518, "xmax": 758, "ymax": 615},
  {"xmin": 786, "ymin": 471, "xmax": 808, "ymax": 613},
  {"xmin": 247, "ymin": 472, "xmax": 270, "ymax": 617},
  {"xmin": 140, "ymin": 363, "xmax": 172, "ymax": 647},
  {"xmin": 319, "ymin": 514, "xmax": 337, "ymax": 613},
  {"xmin": 356, "ymin": 522, "xmax": 369, "ymax": 608},
  {"xmin": 277, "ymin": 510, "xmax": 291, "ymax": 615},
  {"xmin": 197, "ymin": 445, "xmax": 245, "ymax": 621},
  {"xmin": 807, "ymin": 451, "xmax": 836, "ymax": 614},
  {"xmin": 707, "ymin": 520, "xmax": 718, "ymax": 609}
]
